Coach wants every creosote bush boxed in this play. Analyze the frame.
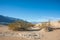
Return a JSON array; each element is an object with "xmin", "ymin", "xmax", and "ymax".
[{"xmin": 8, "ymin": 21, "xmax": 34, "ymax": 31}]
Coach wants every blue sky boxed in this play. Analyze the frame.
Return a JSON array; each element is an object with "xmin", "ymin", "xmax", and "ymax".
[{"xmin": 0, "ymin": 0, "xmax": 60, "ymax": 22}]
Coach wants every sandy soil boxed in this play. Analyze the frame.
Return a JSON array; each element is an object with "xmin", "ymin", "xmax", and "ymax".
[
  {"xmin": 0, "ymin": 25, "xmax": 60, "ymax": 40},
  {"xmin": 40, "ymin": 29, "xmax": 60, "ymax": 40}
]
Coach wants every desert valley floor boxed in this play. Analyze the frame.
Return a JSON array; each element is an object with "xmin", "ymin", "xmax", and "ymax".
[{"xmin": 0, "ymin": 26, "xmax": 60, "ymax": 40}]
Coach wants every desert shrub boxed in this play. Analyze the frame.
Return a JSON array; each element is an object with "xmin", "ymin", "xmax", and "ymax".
[
  {"xmin": 41, "ymin": 21, "xmax": 53, "ymax": 32},
  {"xmin": 39, "ymin": 22, "xmax": 48, "ymax": 29},
  {"xmin": 8, "ymin": 20, "xmax": 34, "ymax": 31},
  {"xmin": 58, "ymin": 20, "xmax": 60, "ymax": 23},
  {"xmin": 47, "ymin": 27, "xmax": 53, "ymax": 31},
  {"xmin": 38, "ymin": 21, "xmax": 53, "ymax": 32}
]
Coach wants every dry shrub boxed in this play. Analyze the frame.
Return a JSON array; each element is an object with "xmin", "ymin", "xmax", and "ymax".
[{"xmin": 8, "ymin": 21, "xmax": 34, "ymax": 31}]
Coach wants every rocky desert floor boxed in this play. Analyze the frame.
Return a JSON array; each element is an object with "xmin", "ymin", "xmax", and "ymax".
[{"xmin": 0, "ymin": 25, "xmax": 60, "ymax": 40}]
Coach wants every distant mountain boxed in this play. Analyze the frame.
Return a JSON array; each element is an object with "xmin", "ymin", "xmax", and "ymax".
[
  {"xmin": 0, "ymin": 15, "xmax": 26, "ymax": 25},
  {"xmin": 31, "ymin": 22, "xmax": 40, "ymax": 24}
]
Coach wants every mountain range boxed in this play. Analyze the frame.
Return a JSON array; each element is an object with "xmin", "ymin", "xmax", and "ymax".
[{"xmin": 0, "ymin": 15, "xmax": 26, "ymax": 25}]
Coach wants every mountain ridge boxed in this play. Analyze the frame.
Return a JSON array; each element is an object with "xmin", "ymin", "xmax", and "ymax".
[{"xmin": 0, "ymin": 15, "xmax": 26, "ymax": 25}]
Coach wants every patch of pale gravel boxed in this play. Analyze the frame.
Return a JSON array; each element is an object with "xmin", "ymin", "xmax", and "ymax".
[{"xmin": 0, "ymin": 31, "xmax": 42, "ymax": 40}]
